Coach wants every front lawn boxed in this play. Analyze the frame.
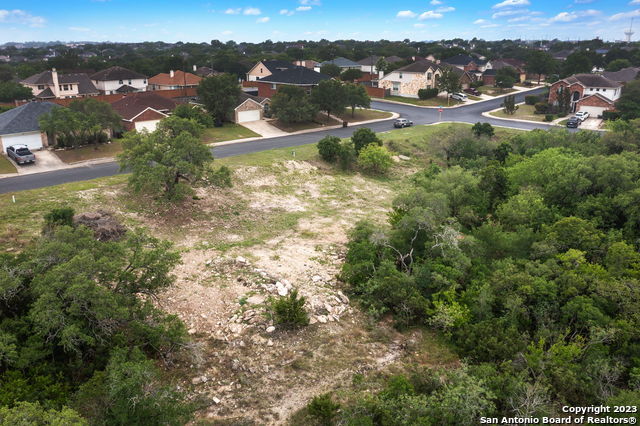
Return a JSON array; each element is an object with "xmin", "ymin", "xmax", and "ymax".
[
  {"xmin": 380, "ymin": 95, "xmax": 462, "ymax": 107},
  {"xmin": 489, "ymin": 104, "xmax": 548, "ymax": 122},
  {"xmin": 201, "ymin": 123, "xmax": 260, "ymax": 144},
  {"xmin": 54, "ymin": 141, "xmax": 124, "ymax": 164},
  {"xmin": 270, "ymin": 113, "xmax": 340, "ymax": 133},
  {"xmin": 477, "ymin": 85, "xmax": 518, "ymax": 97},
  {"xmin": 0, "ymin": 155, "xmax": 17, "ymax": 174},
  {"xmin": 335, "ymin": 108, "xmax": 393, "ymax": 123}
]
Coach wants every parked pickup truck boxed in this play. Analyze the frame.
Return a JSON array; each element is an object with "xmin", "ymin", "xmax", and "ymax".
[{"xmin": 6, "ymin": 144, "xmax": 36, "ymax": 164}]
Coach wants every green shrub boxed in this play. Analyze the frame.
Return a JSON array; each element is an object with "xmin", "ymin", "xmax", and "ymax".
[
  {"xmin": 43, "ymin": 207, "xmax": 75, "ymax": 233},
  {"xmin": 317, "ymin": 135, "xmax": 342, "ymax": 162},
  {"xmin": 524, "ymin": 95, "xmax": 539, "ymax": 105},
  {"xmin": 351, "ymin": 128, "xmax": 382, "ymax": 154},
  {"xmin": 271, "ymin": 289, "xmax": 309, "ymax": 328},
  {"xmin": 418, "ymin": 88, "xmax": 438, "ymax": 100},
  {"xmin": 544, "ymin": 114, "xmax": 554, "ymax": 122},
  {"xmin": 207, "ymin": 165, "xmax": 233, "ymax": 188},
  {"xmin": 602, "ymin": 111, "xmax": 621, "ymax": 121},
  {"xmin": 534, "ymin": 102, "xmax": 550, "ymax": 114},
  {"xmin": 472, "ymin": 122, "xmax": 495, "ymax": 138},
  {"xmin": 357, "ymin": 144, "xmax": 393, "ymax": 175},
  {"xmin": 307, "ymin": 393, "xmax": 340, "ymax": 425},
  {"xmin": 338, "ymin": 141, "xmax": 357, "ymax": 170}
]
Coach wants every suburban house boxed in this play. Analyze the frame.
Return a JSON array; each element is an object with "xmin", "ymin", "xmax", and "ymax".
[
  {"xmin": 450, "ymin": 67, "xmax": 476, "ymax": 89},
  {"xmin": 0, "ymin": 102, "xmax": 59, "ymax": 153},
  {"xmin": 552, "ymin": 50, "xmax": 573, "ymax": 61},
  {"xmin": 109, "ymin": 92, "xmax": 178, "ymax": 132},
  {"xmin": 256, "ymin": 67, "xmax": 332, "ymax": 98},
  {"xmin": 148, "ymin": 70, "xmax": 202, "ymax": 91},
  {"xmin": 21, "ymin": 69, "xmax": 99, "ymax": 99},
  {"xmin": 442, "ymin": 54, "xmax": 490, "ymax": 73},
  {"xmin": 358, "ymin": 56, "xmax": 380, "ymax": 74},
  {"xmin": 193, "ymin": 65, "xmax": 221, "ymax": 78},
  {"xmin": 378, "ymin": 60, "xmax": 442, "ymax": 98},
  {"xmin": 490, "ymin": 59, "xmax": 528, "ymax": 83},
  {"xmin": 602, "ymin": 67, "xmax": 640, "ymax": 84},
  {"xmin": 233, "ymin": 92, "xmax": 270, "ymax": 123},
  {"xmin": 292, "ymin": 60, "xmax": 319, "ymax": 69},
  {"xmin": 384, "ymin": 56, "xmax": 404, "ymax": 64},
  {"xmin": 90, "ymin": 66, "xmax": 148, "ymax": 95},
  {"xmin": 315, "ymin": 57, "xmax": 361, "ymax": 73},
  {"xmin": 246, "ymin": 60, "xmax": 295, "ymax": 82},
  {"xmin": 548, "ymin": 73, "xmax": 622, "ymax": 116}
]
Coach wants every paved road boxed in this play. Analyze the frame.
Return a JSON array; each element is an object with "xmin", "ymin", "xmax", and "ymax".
[{"xmin": 0, "ymin": 88, "xmax": 553, "ymax": 194}]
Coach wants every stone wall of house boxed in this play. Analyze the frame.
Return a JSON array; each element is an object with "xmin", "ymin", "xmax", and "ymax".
[{"xmin": 379, "ymin": 73, "xmax": 436, "ymax": 98}]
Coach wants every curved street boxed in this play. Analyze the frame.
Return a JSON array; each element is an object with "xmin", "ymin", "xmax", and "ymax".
[{"xmin": 0, "ymin": 87, "xmax": 552, "ymax": 194}]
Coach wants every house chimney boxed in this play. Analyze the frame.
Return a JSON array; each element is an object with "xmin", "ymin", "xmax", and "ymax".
[
  {"xmin": 51, "ymin": 68, "xmax": 60, "ymax": 98},
  {"xmin": 170, "ymin": 70, "xmax": 175, "ymax": 78},
  {"xmin": 193, "ymin": 64, "xmax": 197, "ymax": 72}
]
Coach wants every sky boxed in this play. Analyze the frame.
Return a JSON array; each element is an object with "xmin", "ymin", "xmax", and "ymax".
[{"xmin": 1, "ymin": 0, "xmax": 640, "ymax": 44}]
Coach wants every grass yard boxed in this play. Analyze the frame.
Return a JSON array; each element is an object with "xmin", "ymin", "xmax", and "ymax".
[
  {"xmin": 336, "ymin": 108, "xmax": 393, "ymax": 123},
  {"xmin": 489, "ymin": 104, "xmax": 548, "ymax": 122},
  {"xmin": 54, "ymin": 141, "xmax": 124, "ymax": 164},
  {"xmin": 478, "ymin": 85, "xmax": 518, "ymax": 97},
  {"xmin": 201, "ymin": 123, "xmax": 260, "ymax": 144},
  {"xmin": 380, "ymin": 95, "xmax": 462, "ymax": 107},
  {"xmin": 270, "ymin": 113, "xmax": 340, "ymax": 133},
  {"xmin": 0, "ymin": 155, "xmax": 17, "ymax": 174}
]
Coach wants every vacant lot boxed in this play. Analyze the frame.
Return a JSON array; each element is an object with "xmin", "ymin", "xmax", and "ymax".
[
  {"xmin": 335, "ymin": 108, "xmax": 393, "ymax": 123},
  {"xmin": 490, "ymin": 103, "xmax": 547, "ymax": 122},
  {"xmin": 270, "ymin": 113, "xmax": 340, "ymax": 133},
  {"xmin": 2, "ymin": 123, "xmax": 513, "ymax": 423},
  {"xmin": 478, "ymin": 85, "xmax": 517, "ymax": 97}
]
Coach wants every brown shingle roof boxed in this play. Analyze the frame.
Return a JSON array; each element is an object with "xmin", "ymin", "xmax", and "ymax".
[
  {"xmin": 565, "ymin": 73, "xmax": 621, "ymax": 88},
  {"xmin": 91, "ymin": 66, "xmax": 147, "ymax": 81},
  {"xmin": 148, "ymin": 70, "xmax": 202, "ymax": 86},
  {"xmin": 109, "ymin": 92, "xmax": 177, "ymax": 121}
]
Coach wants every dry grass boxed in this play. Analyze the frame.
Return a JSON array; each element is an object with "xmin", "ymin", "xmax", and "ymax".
[{"xmin": 53, "ymin": 141, "xmax": 123, "ymax": 163}]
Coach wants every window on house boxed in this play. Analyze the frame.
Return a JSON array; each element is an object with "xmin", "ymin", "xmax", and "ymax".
[
  {"xmin": 596, "ymin": 88, "xmax": 600, "ymax": 91},
  {"xmin": 119, "ymin": 80, "xmax": 123, "ymax": 84},
  {"xmin": 399, "ymin": 72, "xmax": 403, "ymax": 79},
  {"xmin": 260, "ymin": 68, "xmax": 263, "ymax": 73},
  {"xmin": 128, "ymin": 80, "xmax": 132, "ymax": 85},
  {"xmin": 427, "ymin": 72, "xmax": 432, "ymax": 80},
  {"xmin": 602, "ymin": 89, "xmax": 606, "ymax": 92},
  {"xmin": 271, "ymin": 83, "xmax": 276, "ymax": 90},
  {"xmin": 143, "ymin": 80, "xmax": 147, "ymax": 84}
]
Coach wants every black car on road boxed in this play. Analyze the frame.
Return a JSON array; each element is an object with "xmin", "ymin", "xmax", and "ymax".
[{"xmin": 566, "ymin": 117, "xmax": 580, "ymax": 128}]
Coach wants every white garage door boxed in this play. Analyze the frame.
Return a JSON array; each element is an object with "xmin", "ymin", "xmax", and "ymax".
[
  {"xmin": 578, "ymin": 106, "xmax": 606, "ymax": 117},
  {"xmin": 1, "ymin": 131, "xmax": 43, "ymax": 153},
  {"xmin": 134, "ymin": 120, "xmax": 161, "ymax": 133},
  {"xmin": 237, "ymin": 110, "xmax": 261, "ymax": 123}
]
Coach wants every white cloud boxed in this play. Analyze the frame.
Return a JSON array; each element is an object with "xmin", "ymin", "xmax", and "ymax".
[
  {"xmin": 396, "ymin": 10, "xmax": 417, "ymax": 18},
  {"xmin": 550, "ymin": 12, "xmax": 577, "ymax": 22},
  {"xmin": 474, "ymin": 18, "xmax": 489, "ymax": 24},
  {"xmin": 414, "ymin": 23, "xmax": 426, "ymax": 27},
  {"xmin": 299, "ymin": 0, "xmax": 321, "ymax": 5},
  {"xmin": 68, "ymin": 26, "xmax": 90, "ymax": 32},
  {"xmin": 492, "ymin": 9, "xmax": 524, "ymax": 18},
  {"xmin": 436, "ymin": 6, "xmax": 455, "ymax": 12},
  {"xmin": 296, "ymin": 6, "xmax": 312, "ymax": 11},
  {"xmin": 256, "ymin": 16, "xmax": 270, "ymax": 23},
  {"xmin": 0, "ymin": 9, "xmax": 46, "ymax": 27},
  {"xmin": 430, "ymin": 0, "xmax": 443, "ymax": 4},
  {"xmin": 243, "ymin": 7, "xmax": 261, "ymax": 15},
  {"xmin": 224, "ymin": 8, "xmax": 240, "ymax": 14},
  {"xmin": 610, "ymin": 9, "xmax": 640, "ymax": 20},
  {"xmin": 492, "ymin": 0, "xmax": 530, "ymax": 8},
  {"xmin": 508, "ymin": 15, "xmax": 530, "ymax": 22},
  {"xmin": 419, "ymin": 10, "xmax": 444, "ymax": 19},
  {"xmin": 575, "ymin": 0, "xmax": 595, "ymax": 3},
  {"xmin": 280, "ymin": 9, "xmax": 294, "ymax": 15},
  {"xmin": 631, "ymin": 0, "xmax": 640, "ymax": 4}
]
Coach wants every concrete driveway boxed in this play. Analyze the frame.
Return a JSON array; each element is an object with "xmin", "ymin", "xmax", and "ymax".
[
  {"xmin": 11, "ymin": 149, "xmax": 68, "ymax": 175},
  {"xmin": 580, "ymin": 118, "xmax": 603, "ymax": 130},
  {"xmin": 240, "ymin": 120, "xmax": 288, "ymax": 137}
]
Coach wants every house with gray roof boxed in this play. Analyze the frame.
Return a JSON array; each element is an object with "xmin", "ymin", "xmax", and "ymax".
[
  {"xmin": 21, "ymin": 69, "xmax": 98, "ymax": 99},
  {"xmin": 0, "ymin": 102, "xmax": 60, "ymax": 153},
  {"xmin": 90, "ymin": 66, "xmax": 148, "ymax": 95},
  {"xmin": 246, "ymin": 59, "xmax": 296, "ymax": 82},
  {"xmin": 602, "ymin": 67, "xmax": 640, "ymax": 84},
  {"xmin": 256, "ymin": 67, "xmax": 332, "ymax": 98},
  {"xmin": 315, "ymin": 57, "xmax": 361, "ymax": 72}
]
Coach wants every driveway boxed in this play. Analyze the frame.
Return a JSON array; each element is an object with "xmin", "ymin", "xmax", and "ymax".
[
  {"xmin": 580, "ymin": 118, "xmax": 603, "ymax": 130},
  {"xmin": 10, "ymin": 150, "xmax": 68, "ymax": 176},
  {"xmin": 240, "ymin": 120, "xmax": 288, "ymax": 138}
]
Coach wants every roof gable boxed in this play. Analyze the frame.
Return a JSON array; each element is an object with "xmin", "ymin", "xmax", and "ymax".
[
  {"xmin": 0, "ymin": 102, "xmax": 60, "ymax": 135},
  {"xmin": 109, "ymin": 92, "xmax": 178, "ymax": 120}
]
